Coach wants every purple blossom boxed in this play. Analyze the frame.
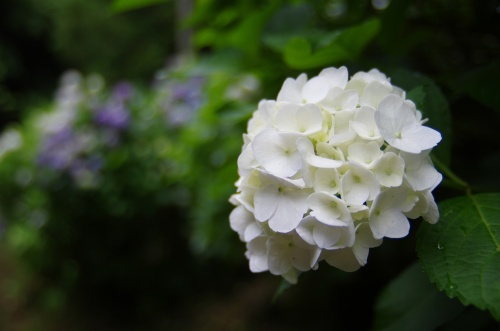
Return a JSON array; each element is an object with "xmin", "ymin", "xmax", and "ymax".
[
  {"xmin": 37, "ymin": 128, "xmax": 78, "ymax": 170},
  {"xmin": 111, "ymin": 81, "xmax": 135, "ymax": 102},
  {"xmin": 93, "ymin": 102, "xmax": 130, "ymax": 130},
  {"xmin": 164, "ymin": 76, "xmax": 205, "ymax": 126}
]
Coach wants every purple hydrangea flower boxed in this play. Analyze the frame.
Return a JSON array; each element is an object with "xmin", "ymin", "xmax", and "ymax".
[
  {"xmin": 164, "ymin": 76, "xmax": 205, "ymax": 126},
  {"xmin": 111, "ymin": 81, "xmax": 135, "ymax": 102},
  {"xmin": 37, "ymin": 128, "xmax": 78, "ymax": 170},
  {"xmin": 93, "ymin": 102, "xmax": 130, "ymax": 130}
]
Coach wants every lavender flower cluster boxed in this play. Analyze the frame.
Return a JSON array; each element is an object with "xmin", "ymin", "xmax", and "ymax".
[{"xmin": 36, "ymin": 68, "xmax": 206, "ymax": 188}]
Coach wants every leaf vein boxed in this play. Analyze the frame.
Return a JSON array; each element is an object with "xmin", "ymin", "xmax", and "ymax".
[{"xmin": 468, "ymin": 194, "xmax": 499, "ymax": 248}]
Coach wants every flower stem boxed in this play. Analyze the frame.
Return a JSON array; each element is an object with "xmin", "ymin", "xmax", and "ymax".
[{"xmin": 431, "ymin": 155, "xmax": 470, "ymax": 193}]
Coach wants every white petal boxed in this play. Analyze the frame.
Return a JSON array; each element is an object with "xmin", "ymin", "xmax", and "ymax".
[
  {"xmin": 230, "ymin": 205, "xmax": 261, "ymax": 241},
  {"xmin": 329, "ymin": 110, "xmax": 357, "ymax": 145},
  {"xmin": 295, "ymin": 216, "xmax": 317, "ymax": 246},
  {"xmin": 322, "ymin": 89, "xmax": 358, "ymax": 112},
  {"xmin": 341, "ymin": 162, "xmax": 380, "ymax": 205},
  {"xmin": 306, "ymin": 153, "xmax": 343, "ymax": 168},
  {"xmin": 290, "ymin": 235, "xmax": 315, "ymax": 271},
  {"xmin": 308, "ymin": 192, "xmax": 351, "ymax": 226},
  {"xmin": 350, "ymin": 106, "xmax": 381, "ymax": 140},
  {"xmin": 246, "ymin": 236, "xmax": 269, "ymax": 272},
  {"xmin": 402, "ymin": 152, "xmax": 442, "ymax": 191},
  {"xmin": 347, "ymin": 141, "xmax": 383, "ymax": 168},
  {"xmin": 274, "ymin": 103, "xmax": 301, "ymax": 132},
  {"xmin": 360, "ymin": 81, "xmax": 393, "ymax": 108},
  {"xmin": 312, "ymin": 222, "xmax": 342, "ymax": 249},
  {"xmin": 237, "ymin": 144, "xmax": 257, "ymax": 177},
  {"xmin": 321, "ymin": 248, "xmax": 361, "ymax": 272},
  {"xmin": 267, "ymin": 235, "xmax": 294, "ymax": 275},
  {"xmin": 252, "ymin": 129, "xmax": 302, "ymax": 177},
  {"xmin": 295, "ymin": 103, "xmax": 324, "ymax": 135},
  {"xmin": 319, "ymin": 66, "xmax": 348, "ymax": 89},
  {"xmin": 375, "ymin": 95, "xmax": 441, "ymax": 154},
  {"xmin": 267, "ymin": 233, "xmax": 314, "ymax": 274},
  {"xmin": 268, "ymin": 188, "xmax": 309, "ymax": 233},
  {"xmin": 352, "ymin": 223, "xmax": 382, "ymax": 265},
  {"xmin": 423, "ymin": 191, "xmax": 439, "ymax": 224},
  {"xmin": 277, "ymin": 74, "xmax": 307, "ymax": 103},
  {"xmin": 253, "ymin": 185, "xmax": 279, "ymax": 222},
  {"xmin": 313, "ymin": 168, "xmax": 340, "ymax": 195},
  {"xmin": 306, "ymin": 142, "xmax": 344, "ymax": 169},
  {"xmin": 369, "ymin": 188, "xmax": 410, "ymax": 239},
  {"xmin": 244, "ymin": 221, "xmax": 263, "ymax": 242},
  {"xmin": 296, "ymin": 137, "xmax": 316, "ymax": 186},
  {"xmin": 301, "ymin": 76, "xmax": 330, "ymax": 103},
  {"xmin": 373, "ymin": 152, "xmax": 405, "ymax": 187},
  {"xmin": 375, "ymin": 95, "xmax": 417, "ymax": 141},
  {"xmin": 402, "ymin": 125, "xmax": 442, "ymax": 152}
]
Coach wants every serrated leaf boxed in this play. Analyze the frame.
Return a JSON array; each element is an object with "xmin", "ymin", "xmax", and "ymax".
[
  {"xmin": 417, "ymin": 193, "xmax": 500, "ymax": 320},
  {"xmin": 372, "ymin": 262, "xmax": 464, "ymax": 331},
  {"xmin": 283, "ymin": 18, "xmax": 380, "ymax": 69},
  {"xmin": 387, "ymin": 69, "xmax": 452, "ymax": 166}
]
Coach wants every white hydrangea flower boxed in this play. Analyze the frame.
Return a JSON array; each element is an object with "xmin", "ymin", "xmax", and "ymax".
[
  {"xmin": 374, "ymin": 95, "xmax": 441, "ymax": 154},
  {"xmin": 252, "ymin": 129, "xmax": 303, "ymax": 178},
  {"xmin": 253, "ymin": 170, "xmax": 311, "ymax": 233},
  {"xmin": 230, "ymin": 66, "xmax": 442, "ymax": 283},
  {"xmin": 274, "ymin": 103, "xmax": 323, "ymax": 135}
]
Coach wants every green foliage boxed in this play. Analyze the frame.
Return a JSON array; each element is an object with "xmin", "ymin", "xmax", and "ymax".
[
  {"xmin": 373, "ymin": 262, "xmax": 464, "ymax": 331},
  {"xmin": 417, "ymin": 194, "xmax": 500, "ymax": 320},
  {"xmin": 0, "ymin": 68, "xmax": 209, "ymax": 323},
  {"xmin": 283, "ymin": 18, "xmax": 381, "ymax": 69},
  {"xmin": 111, "ymin": 0, "xmax": 170, "ymax": 13},
  {"xmin": 38, "ymin": 0, "xmax": 174, "ymax": 81}
]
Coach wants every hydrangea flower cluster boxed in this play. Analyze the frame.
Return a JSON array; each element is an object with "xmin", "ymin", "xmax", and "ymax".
[
  {"xmin": 36, "ymin": 71, "xmax": 133, "ymax": 187},
  {"xmin": 229, "ymin": 67, "xmax": 442, "ymax": 283}
]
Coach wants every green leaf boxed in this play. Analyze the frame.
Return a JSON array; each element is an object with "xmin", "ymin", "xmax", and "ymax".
[
  {"xmin": 283, "ymin": 18, "xmax": 380, "ymax": 69},
  {"xmin": 262, "ymin": 3, "xmax": 315, "ymax": 53},
  {"xmin": 283, "ymin": 37, "xmax": 349, "ymax": 69},
  {"xmin": 110, "ymin": 0, "xmax": 169, "ymax": 13},
  {"xmin": 372, "ymin": 262, "xmax": 464, "ymax": 331},
  {"xmin": 225, "ymin": 9, "xmax": 274, "ymax": 57},
  {"xmin": 406, "ymin": 86, "xmax": 425, "ymax": 111},
  {"xmin": 387, "ymin": 69, "xmax": 452, "ymax": 166},
  {"xmin": 417, "ymin": 193, "xmax": 500, "ymax": 320}
]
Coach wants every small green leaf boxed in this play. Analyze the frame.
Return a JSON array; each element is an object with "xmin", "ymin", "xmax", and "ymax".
[
  {"xmin": 283, "ymin": 18, "xmax": 380, "ymax": 69},
  {"xmin": 372, "ymin": 262, "xmax": 464, "ymax": 331},
  {"xmin": 417, "ymin": 193, "xmax": 500, "ymax": 320},
  {"xmin": 110, "ymin": 0, "xmax": 169, "ymax": 13}
]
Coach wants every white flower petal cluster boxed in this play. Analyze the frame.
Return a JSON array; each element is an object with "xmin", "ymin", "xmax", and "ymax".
[{"xmin": 230, "ymin": 67, "xmax": 442, "ymax": 283}]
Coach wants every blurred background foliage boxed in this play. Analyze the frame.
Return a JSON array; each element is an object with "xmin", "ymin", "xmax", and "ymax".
[{"xmin": 0, "ymin": 0, "xmax": 499, "ymax": 330}]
